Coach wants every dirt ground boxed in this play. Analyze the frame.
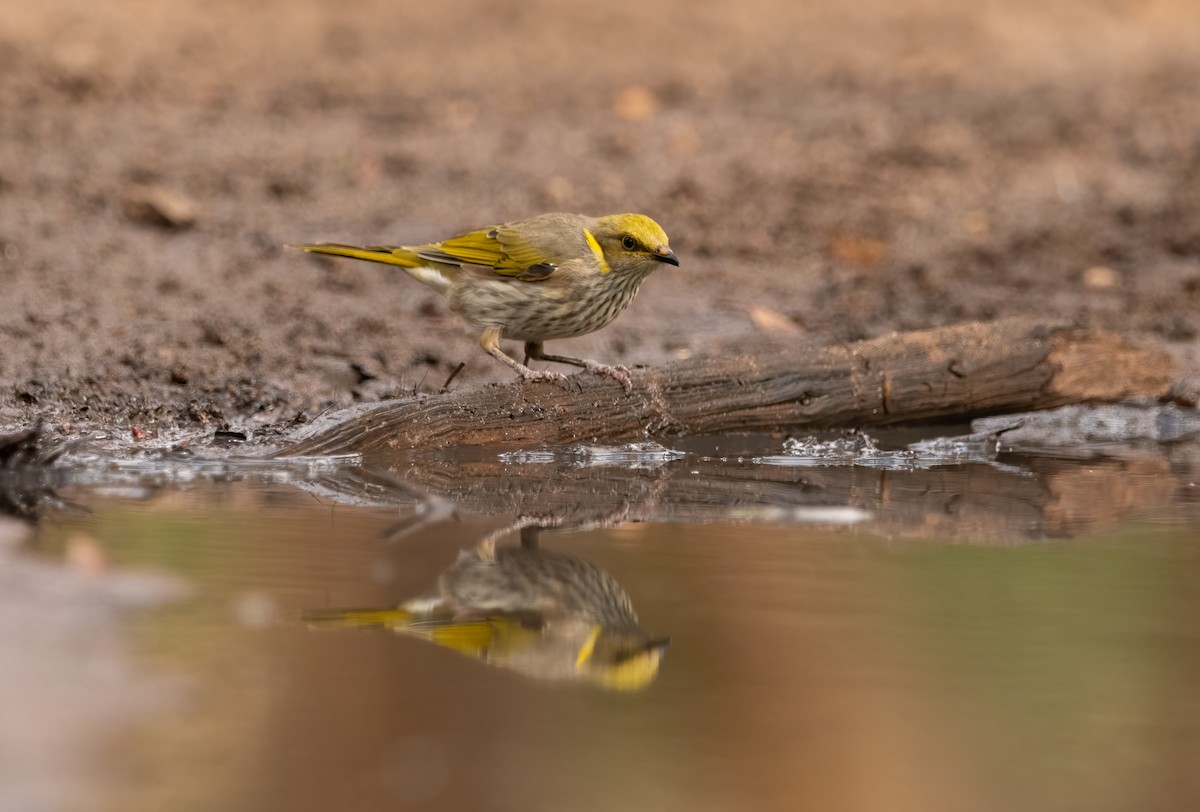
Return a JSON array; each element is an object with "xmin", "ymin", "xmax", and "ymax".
[{"xmin": 2, "ymin": 0, "xmax": 1198, "ymax": 445}]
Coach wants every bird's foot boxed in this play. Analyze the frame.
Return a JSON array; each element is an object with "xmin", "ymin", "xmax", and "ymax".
[
  {"xmin": 582, "ymin": 361, "xmax": 633, "ymax": 392},
  {"xmin": 516, "ymin": 367, "xmax": 571, "ymax": 387},
  {"xmin": 475, "ymin": 534, "xmax": 498, "ymax": 563}
]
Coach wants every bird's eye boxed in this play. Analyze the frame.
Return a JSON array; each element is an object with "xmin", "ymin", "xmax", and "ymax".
[{"xmin": 622, "ymin": 235, "xmax": 638, "ymax": 251}]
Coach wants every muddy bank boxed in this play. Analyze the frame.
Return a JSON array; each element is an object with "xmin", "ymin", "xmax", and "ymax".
[{"xmin": 2, "ymin": 0, "xmax": 1199, "ymax": 444}]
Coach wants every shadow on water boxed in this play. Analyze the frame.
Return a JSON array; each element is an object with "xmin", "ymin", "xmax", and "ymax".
[{"xmin": 5, "ymin": 427, "xmax": 1200, "ymax": 811}]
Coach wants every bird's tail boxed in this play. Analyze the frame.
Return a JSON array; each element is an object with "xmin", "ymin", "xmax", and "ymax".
[
  {"xmin": 302, "ymin": 606, "xmax": 415, "ymax": 630},
  {"xmin": 290, "ymin": 242, "xmax": 422, "ymax": 267},
  {"xmin": 303, "ymin": 604, "xmax": 500, "ymax": 656},
  {"xmin": 290, "ymin": 242, "xmax": 454, "ymax": 294}
]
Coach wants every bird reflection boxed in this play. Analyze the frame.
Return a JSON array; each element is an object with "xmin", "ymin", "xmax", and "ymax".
[{"xmin": 305, "ymin": 527, "xmax": 669, "ymax": 691}]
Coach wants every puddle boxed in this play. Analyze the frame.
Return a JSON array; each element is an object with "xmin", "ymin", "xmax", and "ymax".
[{"xmin": 5, "ymin": 430, "xmax": 1200, "ymax": 811}]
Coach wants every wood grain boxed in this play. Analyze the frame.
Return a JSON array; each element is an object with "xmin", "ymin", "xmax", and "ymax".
[{"xmin": 281, "ymin": 319, "xmax": 1178, "ymax": 455}]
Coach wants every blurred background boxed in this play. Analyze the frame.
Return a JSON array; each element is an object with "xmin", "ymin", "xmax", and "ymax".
[
  {"xmin": 3, "ymin": 5, "xmax": 1200, "ymax": 810},
  {"xmin": 1, "ymin": 0, "xmax": 1198, "ymax": 430}
]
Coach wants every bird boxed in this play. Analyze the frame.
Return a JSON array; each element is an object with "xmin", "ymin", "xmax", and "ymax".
[
  {"xmin": 291, "ymin": 212, "xmax": 679, "ymax": 390},
  {"xmin": 304, "ymin": 534, "xmax": 669, "ymax": 691}
]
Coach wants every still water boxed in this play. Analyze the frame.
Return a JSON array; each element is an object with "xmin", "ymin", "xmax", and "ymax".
[{"xmin": 17, "ymin": 437, "xmax": 1200, "ymax": 812}]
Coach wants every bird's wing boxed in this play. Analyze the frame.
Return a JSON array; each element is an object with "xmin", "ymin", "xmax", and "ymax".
[{"xmin": 416, "ymin": 225, "xmax": 560, "ymax": 281}]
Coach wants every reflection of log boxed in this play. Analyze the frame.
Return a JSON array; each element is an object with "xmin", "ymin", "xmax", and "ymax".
[
  {"xmin": 0, "ymin": 424, "xmax": 69, "ymax": 522},
  {"xmin": 283, "ymin": 319, "xmax": 1177, "ymax": 455},
  {"xmin": 300, "ymin": 454, "xmax": 1184, "ymax": 543}
]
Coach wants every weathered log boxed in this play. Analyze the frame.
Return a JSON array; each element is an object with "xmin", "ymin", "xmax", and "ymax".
[{"xmin": 281, "ymin": 319, "xmax": 1178, "ymax": 455}]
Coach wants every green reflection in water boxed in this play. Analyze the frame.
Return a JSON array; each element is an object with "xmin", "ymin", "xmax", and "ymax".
[{"xmin": 887, "ymin": 530, "xmax": 1200, "ymax": 812}]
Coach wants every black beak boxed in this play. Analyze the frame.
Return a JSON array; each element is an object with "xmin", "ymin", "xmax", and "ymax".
[{"xmin": 652, "ymin": 246, "xmax": 680, "ymax": 266}]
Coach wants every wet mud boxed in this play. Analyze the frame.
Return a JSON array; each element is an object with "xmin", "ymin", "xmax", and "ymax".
[{"xmin": 2, "ymin": 0, "xmax": 1199, "ymax": 443}]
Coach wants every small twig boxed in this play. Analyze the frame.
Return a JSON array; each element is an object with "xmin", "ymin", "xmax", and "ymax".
[
  {"xmin": 440, "ymin": 362, "xmax": 466, "ymax": 393},
  {"xmin": 411, "ymin": 367, "xmax": 430, "ymax": 396}
]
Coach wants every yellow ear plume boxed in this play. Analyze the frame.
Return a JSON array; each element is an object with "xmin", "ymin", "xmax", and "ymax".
[
  {"xmin": 575, "ymin": 624, "xmax": 604, "ymax": 668},
  {"xmin": 583, "ymin": 229, "xmax": 612, "ymax": 274}
]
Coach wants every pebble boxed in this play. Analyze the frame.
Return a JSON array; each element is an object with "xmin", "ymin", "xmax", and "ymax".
[
  {"xmin": 1082, "ymin": 265, "xmax": 1120, "ymax": 289},
  {"xmin": 121, "ymin": 185, "xmax": 197, "ymax": 230}
]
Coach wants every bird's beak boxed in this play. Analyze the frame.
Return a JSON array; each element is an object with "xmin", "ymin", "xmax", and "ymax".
[
  {"xmin": 652, "ymin": 246, "xmax": 680, "ymax": 266},
  {"xmin": 646, "ymin": 637, "xmax": 671, "ymax": 656}
]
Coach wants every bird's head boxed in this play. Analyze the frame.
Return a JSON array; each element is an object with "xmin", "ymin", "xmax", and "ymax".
[
  {"xmin": 576, "ymin": 625, "xmax": 671, "ymax": 692},
  {"xmin": 589, "ymin": 213, "xmax": 679, "ymax": 273}
]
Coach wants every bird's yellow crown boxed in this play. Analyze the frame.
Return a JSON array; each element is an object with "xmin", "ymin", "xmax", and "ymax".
[{"xmin": 593, "ymin": 213, "xmax": 670, "ymax": 252}]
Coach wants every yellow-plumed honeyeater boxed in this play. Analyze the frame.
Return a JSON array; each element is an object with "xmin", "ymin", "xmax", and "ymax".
[{"xmin": 292, "ymin": 212, "xmax": 679, "ymax": 389}]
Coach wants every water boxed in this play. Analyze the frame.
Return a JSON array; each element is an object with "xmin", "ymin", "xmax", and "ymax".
[{"xmin": 9, "ymin": 434, "xmax": 1200, "ymax": 812}]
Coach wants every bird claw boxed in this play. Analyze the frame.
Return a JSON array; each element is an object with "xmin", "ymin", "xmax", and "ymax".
[
  {"xmin": 516, "ymin": 360, "xmax": 631, "ymax": 392},
  {"xmin": 475, "ymin": 534, "xmax": 498, "ymax": 563},
  {"xmin": 583, "ymin": 361, "xmax": 633, "ymax": 392},
  {"xmin": 518, "ymin": 368, "xmax": 571, "ymax": 387}
]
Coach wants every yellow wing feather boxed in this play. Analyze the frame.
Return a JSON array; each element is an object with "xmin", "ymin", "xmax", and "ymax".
[
  {"xmin": 293, "ymin": 216, "xmax": 591, "ymax": 280},
  {"xmin": 419, "ymin": 225, "xmax": 559, "ymax": 278}
]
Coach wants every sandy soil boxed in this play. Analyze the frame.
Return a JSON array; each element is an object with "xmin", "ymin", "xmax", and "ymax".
[{"xmin": 1, "ymin": 0, "xmax": 1198, "ymax": 444}]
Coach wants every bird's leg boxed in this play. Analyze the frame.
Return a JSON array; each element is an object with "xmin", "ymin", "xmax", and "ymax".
[
  {"xmin": 475, "ymin": 517, "xmax": 550, "ymax": 562},
  {"xmin": 475, "ymin": 534, "xmax": 497, "ymax": 564},
  {"xmin": 519, "ymin": 525, "xmax": 541, "ymax": 549},
  {"xmin": 523, "ymin": 341, "xmax": 633, "ymax": 392},
  {"xmin": 479, "ymin": 327, "xmax": 568, "ymax": 386}
]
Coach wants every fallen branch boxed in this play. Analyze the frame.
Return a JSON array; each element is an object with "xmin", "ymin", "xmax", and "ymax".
[{"xmin": 281, "ymin": 319, "xmax": 1178, "ymax": 455}]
